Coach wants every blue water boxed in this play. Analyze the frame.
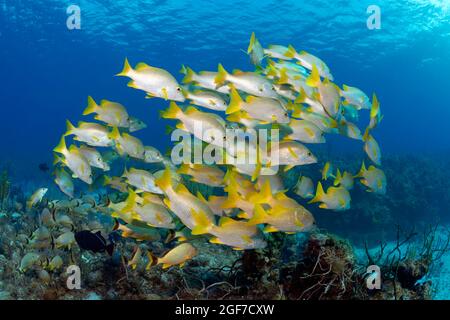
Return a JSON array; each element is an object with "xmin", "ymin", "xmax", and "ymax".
[{"xmin": 2, "ymin": 0, "xmax": 450, "ymax": 179}]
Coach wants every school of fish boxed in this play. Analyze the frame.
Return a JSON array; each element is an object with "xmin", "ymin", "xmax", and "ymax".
[{"xmin": 28, "ymin": 33, "xmax": 387, "ymax": 270}]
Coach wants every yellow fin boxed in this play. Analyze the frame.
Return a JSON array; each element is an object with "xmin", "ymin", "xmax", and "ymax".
[
  {"xmin": 248, "ymin": 204, "xmax": 267, "ymax": 225},
  {"xmin": 215, "ymin": 63, "xmax": 228, "ymax": 86},
  {"xmin": 83, "ymin": 96, "xmax": 98, "ymax": 115},
  {"xmin": 155, "ymin": 167, "xmax": 172, "ymax": 191},
  {"xmin": 161, "ymin": 101, "xmax": 182, "ymax": 119},
  {"xmin": 116, "ymin": 57, "xmax": 132, "ymax": 77},
  {"xmin": 306, "ymin": 64, "xmax": 320, "ymax": 88},
  {"xmin": 309, "ymin": 181, "xmax": 325, "ymax": 204},
  {"xmin": 227, "ymin": 87, "xmax": 243, "ymax": 114}
]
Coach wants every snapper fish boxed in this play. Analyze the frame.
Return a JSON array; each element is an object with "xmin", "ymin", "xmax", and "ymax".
[
  {"xmin": 113, "ymin": 220, "xmax": 161, "ymax": 242},
  {"xmin": 266, "ymin": 140, "xmax": 317, "ymax": 172},
  {"xmin": 143, "ymin": 146, "xmax": 164, "ymax": 163},
  {"xmin": 54, "ymin": 137, "xmax": 93, "ymax": 184},
  {"xmin": 290, "ymin": 104, "xmax": 338, "ymax": 133},
  {"xmin": 65, "ymin": 120, "xmax": 113, "ymax": 147},
  {"xmin": 182, "ymin": 88, "xmax": 228, "ymax": 111},
  {"xmin": 309, "ymin": 182, "xmax": 351, "ymax": 211},
  {"xmin": 117, "ymin": 58, "xmax": 185, "ymax": 102},
  {"xmin": 306, "ymin": 68, "xmax": 341, "ymax": 118},
  {"xmin": 285, "ymin": 119, "xmax": 325, "ymax": 144},
  {"xmin": 128, "ymin": 116, "xmax": 147, "ymax": 132},
  {"xmin": 341, "ymin": 84, "xmax": 371, "ymax": 110},
  {"xmin": 356, "ymin": 162, "xmax": 387, "ymax": 195},
  {"xmin": 193, "ymin": 216, "xmax": 267, "ymax": 250},
  {"xmin": 109, "ymin": 127, "xmax": 145, "ymax": 160},
  {"xmin": 263, "ymin": 45, "xmax": 293, "ymax": 60},
  {"xmin": 249, "ymin": 202, "xmax": 316, "ymax": 233},
  {"xmin": 19, "ymin": 252, "xmax": 45, "ymax": 272},
  {"xmin": 226, "ymin": 87, "xmax": 289, "ymax": 124},
  {"xmin": 155, "ymin": 167, "xmax": 216, "ymax": 231},
  {"xmin": 321, "ymin": 162, "xmax": 335, "ymax": 181},
  {"xmin": 294, "ymin": 176, "xmax": 315, "ymax": 199},
  {"xmin": 83, "ymin": 96, "xmax": 130, "ymax": 128},
  {"xmin": 368, "ymin": 93, "xmax": 383, "ymax": 130},
  {"xmin": 79, "ymin": 145, "xmax": 110, "ymax": 171},
  {"xmin": 122, "ymin": 189, "xmax": 175, "ymax": 229},
  {"xmin": 47, "ymin": 256, "xmax": 63, "ymax": 271},
  {"xmin": 247, "ymin": 32, "xmax": 265, "ymax": 66},
  {"xmin": 181, "ymin": 66, "xmax": 231, "ymax": 94},
  {"xmin": 338, "ymin": 120, "xmax": 363, "ymax": 140},
  {"xmin": 161, "ymin": 102, "xmax": 227, "ymax": 147},
  {"xmin": 215, "ymin": 64, "xmax": 279, "ymax": 99},
  {"xmin": 178, "ymin": 163, "xmax": 225, "ymax": 187},
  {"xmin": 122, "ymin": 168, "xmax": 163, "ymax": 194},
  {"xmin": 54, "ymin": 231, "xmax": 76, "ymax": 249},
  {"xmin": 363, "ymin": 129, "xmax": 382, "ymax": 166},
  {"xmin": 285, "ymin": 45, "xmax": 334, "ymax": 80},
  {"xmin": 27, "ymin": 188, "xmax": 48, "ymax": 209},
  {"xmin": 147, "ymin": 243, "xmax": 197, "ymax": 269},
  {"xmin": 103, "ymin": 175, "xmax": 128, "ymax": 193},
  {"xmin": 54, "ymin": 168, "xmax": 74, "ymax": 198},
  {"xmin": 334, "ymin": 169, "xmax": 354, "ymax": 190}
]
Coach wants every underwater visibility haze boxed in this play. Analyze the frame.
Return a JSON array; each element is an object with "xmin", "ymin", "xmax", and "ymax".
[{"xmin": 1, "ymin": 0, "xmax": 450, "ymax": 301}]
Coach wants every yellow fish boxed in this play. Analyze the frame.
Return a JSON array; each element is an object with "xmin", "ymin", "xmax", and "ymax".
[
  {"xmin": 147, "ymin": 243, "xmax": 197, "ymax": 269},
  {"xmin": 83, "ymin": 96, "xmax": 130, "ymax": 128},
  {"xmin": 117, "ymin": 58, "xmax": 185, "ymax": 102},
  {"xmin": 27, "ymin": 188, "xmax": 48, "ymax": 209},
  {"xmin": 309, "ymin": 182, "xmax": 351, "ymax": 211},
  {"xmin": 356, "ymin": 162, "xmax": 387, "ymax": 195},
  {"xmin": 54, "ymin": 137, "xmax": 93, "ymax": 184},
  {"xmin": 109, "ymin": 127, "xmax": 145, "ymax": 160}
]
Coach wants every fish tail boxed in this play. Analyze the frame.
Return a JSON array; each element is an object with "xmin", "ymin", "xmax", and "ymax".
[
  {"xmin": 83, "ymin": 96, "xmax": 98, "ymax": 115},
  {"xmin": 309, "ymin": 181, "xmax": 325, "ymax": 204},
  {"xmin": 226, "ymin": 87, "xmax": 243, "ymax": 114},
  {"xmin": 285, "ymin": 45, "xmax": 297, "ymax": 59},
  {"xmin": 154, "ymin": 166, "xmax": 172, "ymax": 192},
  {"xmin": 333, "ymin": 169, "xmax": 342, "ymax": 186},
  {"xmin": 116, "ymin": 57, "xmax": 132, "ymax": 77},
  {"xmin": 362, "ymin": 127, "xmax": 370, "ymax": 142},
  {"xmin": 177, "ymin": 163, "xmax": 190, "ymax": 175},
  {"xmin": 53, "ymin": 136, "xmax": 67, "ymax": 155},
  {"xmin": 109, "ymin": 126, "xmax": 121, "ymax": 140},
  {"xmin": 306, "ymin": 64, "xmax": 320, "ymax": 88},
  {"xmin": 191, "ymin": 210, "xmax": 213, "ymax": 236},
  {"xmin": 248, "ymin": 204, "xmax": 267, "ymax": 225},
  {"xmin": 355, "ymin": 161, "xmax": 367, "ymax": 178},
  {"xmin": 64, "ymin": 120, "xmax": 76, "ymax": 136},
  {"xmin": 146, "ymin": 251, "xmax": 158, "ymax": 269},
  {"xmin": 160, "ymin": 101, "xmax": 182, "ymax": 119},
  {"xmin": 182, "ymin": 66, "xmax": 196, "ymax": 84},
  {"xmin": 249, "ymin": 180, "xmax": 272, "ymax": 204},
  {"xmin": 247, "ymin": 32, "xmax": 256, "ymax": 54},
  {"xmin": 214, "ymin": 63, "xmax": 228, "ymax": 87}
]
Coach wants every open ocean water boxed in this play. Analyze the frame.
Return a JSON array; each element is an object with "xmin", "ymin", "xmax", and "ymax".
[{"xmin": 0, "ymin": 0, "xmax": 450, "ymax": 301}]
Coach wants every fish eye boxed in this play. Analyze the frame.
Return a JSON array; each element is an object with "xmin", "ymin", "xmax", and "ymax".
[
  {"xmin": 223, "ymin": 136, "xmax": 227, "ymax": 141},
  {"xmin": 176, "ymin": 87, "xmax": 181, "ymax": 92},
  {"xmin": 284, "ymin": 112, "xmax": 288, "ymax": 117},
  {"xmin": 259, "ymin": 88, "xmax": 264, "ymax": 92},
  {"xmin": 307, "ymin": 152, "xmax": 312, "ymax": 156}
]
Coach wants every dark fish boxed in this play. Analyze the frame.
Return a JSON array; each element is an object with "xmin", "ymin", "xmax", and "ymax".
[
  {"xmin": 75, "ymin": 230, "xmax": 114, "ymax": 256},
  {"xmin": 39, "ymin": 163, "xmax": 49, "ymax": 172}
]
